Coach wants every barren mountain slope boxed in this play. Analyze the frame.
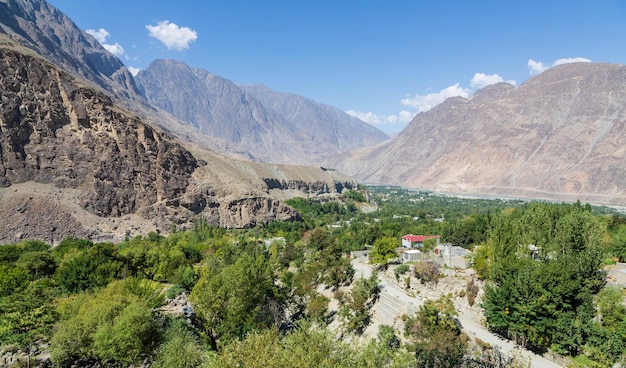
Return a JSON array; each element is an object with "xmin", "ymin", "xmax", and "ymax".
[
  {"xmin": 136, "ymin": 60, "xmax": 389, "ymax": 165},
  {"xmin": 0, "ymin": 0, "xmax": 262, "ymax": 162},
  {"xmin": 332, "ymin": 62, "xmax": 626, "ymax": 205},
  {"xmin": 0, "ymin": 37, "xmax": 356, "ymax": 243},
  {"xmin": 0, "ymin": 0, "xmax": 140, "ymax": 101},
  {"xmin": 240, "ymin": 83, "xmax": 389, "ymax": 157},
  {"xmin": 135, "ymin": 59, "xmax": 308, "ymax": 163}
]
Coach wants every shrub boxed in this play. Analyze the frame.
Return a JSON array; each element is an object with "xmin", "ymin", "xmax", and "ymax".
[
  {"xmin": 307, "ymin": 294, "xmax": 330, "ymax": 322},
  {"xmin": 413, "ymin": 261, "xmax": 440, "ymax": 284},
  {"xmin": 466, "ymin": 278, "xmax": 479, "ymax": 306},
  {"xmin": 394, "ymin": 264, "xmax": 410, "ymax": 281},
  {"xmin": 167, "ymin": 284, "xmax": 185, "ymax": 300},
  {"xmin": 153, "ymin": 318, "xmax": 204, "ymax": 368}
]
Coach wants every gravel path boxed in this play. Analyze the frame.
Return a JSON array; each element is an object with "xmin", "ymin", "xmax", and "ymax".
[{"xmin": 457, "ymin": 308, "xmax": 562, "ymax": 368}]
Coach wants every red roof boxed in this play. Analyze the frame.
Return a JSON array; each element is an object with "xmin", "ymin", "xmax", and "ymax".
[{"xmin": 402, "ymin": 234, "xmax": 440, "ymax": 242}]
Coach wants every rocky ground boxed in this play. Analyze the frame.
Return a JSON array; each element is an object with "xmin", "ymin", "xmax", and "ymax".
[
  {"xmin": 346, "ymin": 254, "xmax": 565, "ymax": 368},
  {"xmin": 0, "ymin": 181, "xmax": 160, "ymax": 244}
]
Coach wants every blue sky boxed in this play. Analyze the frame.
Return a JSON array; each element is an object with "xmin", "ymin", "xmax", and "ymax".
[{"xmin": 47, "ymin": 0, "xmax": 626, "ymax": 134}]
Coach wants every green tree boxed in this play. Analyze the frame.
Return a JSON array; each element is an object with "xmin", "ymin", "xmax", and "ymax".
[
  {"xmin": 190, "ymin": 252, "xmax": 279, "ymax": 349},
  {"xmin": 50, "ymin": 278, "xmax": 163, "ymax": 366},
  {"xmin": 0, "ymin": 278, "xmax": 59, "ymax": 347},
  {"xmin": 16, "ymin": 250, "xmax": 57, "ymax": 278},
  {"xmin": 55, "ymin": 242, "xmax": 123, "ymax": 292},
  {"xmin": 404, "ymin": 296, "xmax": 467, "ymax": 368},
  {"xmin": 338, "ymin": 274, "xmax": 379, "ymax": 334},
  {"xmin": 307, "ymin": 294, "xmax": 330, "ymax": 323},
  {"xmin": 480, "ymin": 203, "xmax": 607, "ymax": 354},
  {"xmin": 93, "ymin": 301, "xmax": 160, "ymax": 364},
  {"xmin": 153, "ymin": 319, "xmax": 205, "ymax": 368},
  {"xmin": 369, "ymin": 237, "xmax": 398, "ymax": 268},
  {"xmin": 0, "ymin": 265, "xmax": 28, "ymax": 295}
]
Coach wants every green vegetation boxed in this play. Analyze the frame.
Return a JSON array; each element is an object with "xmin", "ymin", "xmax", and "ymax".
[
  {"xmin": 473, "ymin": 202, "xmax": 626, "ymax": 364},
  {"xmin": 404, "ymin": 296, "xmax": 467, "ymax": 368},
  {"xmin": 369, "ymin": 236, "xmax": 399, "ymax": 268},
  {"xmin": 344, "ymin": 189, "xmax": 367, "ymax": 202},
  {"xmin": 1, "ymin": 187, "xmax": 625, "ymax": 367}
]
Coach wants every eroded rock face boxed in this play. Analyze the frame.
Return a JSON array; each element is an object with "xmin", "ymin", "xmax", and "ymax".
[
  {"xmin": 0, "ymin": 0, "xmax": 143, "ymax": 101},
  {"xmin": 262, "ymin": 178, "xmax": 356, "ymax": 194},
  {"xmin": 0, "ymin": 46, "xmax": 198, "ymax": 217}
]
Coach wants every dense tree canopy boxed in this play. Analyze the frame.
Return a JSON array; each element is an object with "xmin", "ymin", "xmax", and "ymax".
[{"xmin": 477, "ymin": 202, "xmax": 611, "ymax": 356}]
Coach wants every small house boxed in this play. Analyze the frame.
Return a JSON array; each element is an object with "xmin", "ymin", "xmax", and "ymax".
[
  {"xmin": 402, "ymin": 234, "xmax": 440, "ymax": 249},
  {"xmin": 402, "ymin": 249, "xmax": 421, "ymax": 262}
]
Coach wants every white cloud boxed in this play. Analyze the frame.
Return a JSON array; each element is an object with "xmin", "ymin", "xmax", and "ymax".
[
  {"xmin": 554, "ymin": 57, "xmax": 592, "ymax": 66},
  {"xmin": 400, "ymin": 83, "xmax": 470, "ymax": 112},
  {"xmin": 528, "ymin": 57, "xmax": 591, "ymax": 76},
  {"xmin": 103, "ymin": 43, "xmax": 125, "ymax": 57},
  {"xmin": 528, "ymin": 59, "xmax": 547, "ymax": 75},
  {"xmin": 470, "ymin": 73, "xmax": 516, "ymax": 89},
  {"xmin": 350, "ymin": 70, "xmax": 520, "ymax": 133},
  {"xmin": 346, "ymin": 110, "xmax": 414, "ymax": 134},
  {"xmin": 146, "ymin": 21, "xmax": 198, "ymax": 51},
  {"xmin": 127, "ymin": 67, "xmax": 141, "ymax": 76},
  {"xmin": 346, "ymin": 110, "xmax": 382, "ymax": 125},
  {"xmin": 86, "ymin": 28, "xmax": 125, "ymax": 57},
  {"xmin": 346, "ymin": 110, "xmax": 415, "ymax": 126},
  {"xmin": 86, "ymin": 28, "xmax": 109, "ymax": 43},
  {"xmin": 398, "ymin": 110, "xmax": 414, "ymax": 123}
]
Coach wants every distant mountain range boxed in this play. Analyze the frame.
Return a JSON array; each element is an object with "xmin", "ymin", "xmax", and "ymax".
[
  {"xmin": 330, "ymin": 62, "xmax": 626, "ymax": 206},
  {"xmin": 135, "ymin": 59, "xmax": 388, "ymax": 164}
]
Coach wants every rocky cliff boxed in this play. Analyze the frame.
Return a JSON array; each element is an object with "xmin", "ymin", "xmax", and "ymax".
[
  {"xmin": 0, "ymin": 36, "xmax": 356, "ymax": 243},
  {"xmin": 332, "ymin": 62, "xmax": 626, "ymax": 206}
]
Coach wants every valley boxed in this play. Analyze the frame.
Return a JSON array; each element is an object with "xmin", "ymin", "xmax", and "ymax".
[{"xmin": 1, "ymin": 1, "xmax": 626, "ymax": 367}]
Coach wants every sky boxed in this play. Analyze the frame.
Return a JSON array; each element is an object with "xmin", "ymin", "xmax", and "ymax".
[{"xmin": 46, "ymin": 0, "xmax": 626, "ymax": 134}]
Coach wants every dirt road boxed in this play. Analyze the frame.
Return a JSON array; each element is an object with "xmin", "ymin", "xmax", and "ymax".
[{"xmin": 352, "ymin": 256, "xmax": 564, "ymax": 367}]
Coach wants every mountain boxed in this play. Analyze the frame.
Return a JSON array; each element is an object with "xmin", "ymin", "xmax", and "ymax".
[
  {"xmin": 0, "ymin": 1, "xmax": 360, "ymax": 243},
  {"xmin": 0, "ymin": 0, "xmax": 141, "ymax": 101},
  {"xmin": 135, "ymin": 59, "xmax": 388, "ymax": 165},
  {"xmin": 0, "ymin": 0, "xmax": 257, "ymax": 161},
  {"xmin": 0, "ymin": 34, "xmax": 357, "ymax": 243},
  {"xmin": 135, "ymin": 59, "xmax": 308, "ymax": 163},
  {"xmin": 331, "ymin": 62, "xmax": 626, "ymax": 206},
  {"xmin": 240, "ymin": 83, "xmax": 388, "ymax": 155}
]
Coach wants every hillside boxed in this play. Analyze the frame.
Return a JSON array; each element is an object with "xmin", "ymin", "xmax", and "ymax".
[
  {"xmin": 0, "ymin": 35, "xmax": 357, "ymax": 243},
  {"xmin": 0, "ymin": 0, "xmax": 141, "ymax": 102},
  {"xmin": 331, "ymin": 62, "xmax": 626, "ymax": 206}
]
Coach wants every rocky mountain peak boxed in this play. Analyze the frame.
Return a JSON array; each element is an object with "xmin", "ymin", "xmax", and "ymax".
[
  {"xmin": 0, "ymin": 0, "xmax": 143, "ymax": 101},
  {"xmin": 470, "ymin": 82, "xmax": 515, "ymax": 102},
  {"xmin": 135, "ymin": 59, "xmax": 388, "ymax": 165}
]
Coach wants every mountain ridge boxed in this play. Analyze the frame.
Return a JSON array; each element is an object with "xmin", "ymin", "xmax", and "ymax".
[
  {"xmin": 330, "ymin": 62, "xmax": 626, "ymax": 206},
  {"xmin": 135, "ymin": 58, "xmax": 389, "ymax": 165}
]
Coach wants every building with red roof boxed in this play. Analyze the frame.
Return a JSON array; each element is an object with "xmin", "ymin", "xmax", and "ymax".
[{"xmin": 402, "ymin": 234, "xmax": 440, "ymax": 248}]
